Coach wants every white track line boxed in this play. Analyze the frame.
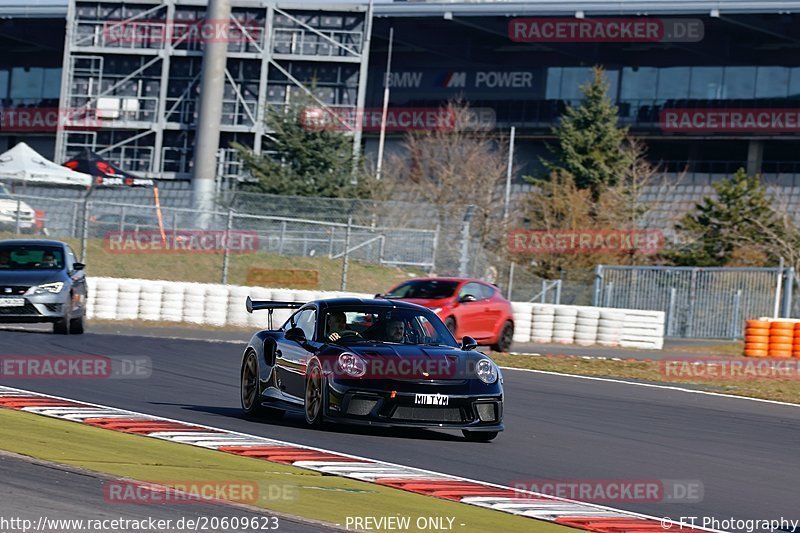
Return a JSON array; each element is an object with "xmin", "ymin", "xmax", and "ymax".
[{"xmin": 500, "ymin": 366, "xmax": 800, "ymax": 408}]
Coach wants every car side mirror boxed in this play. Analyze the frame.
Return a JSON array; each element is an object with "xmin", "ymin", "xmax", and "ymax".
[
  {"xmin": 285, "ymin": 327, "xmax": 306, "ymax": 343},
  {"xmin": 72, "ymin": 262, "xmax": 85, "ymax": 271},
  {"xmin": 461, "ymin": 336, "xmax": 478, "ymax": 351},
  {"xmin": 459, "ymin": 294, "xmax": 477, "ymax": 303},
  {"xmin": 374, "ymin": 293, "xmax": 383, "ymax": 299}
]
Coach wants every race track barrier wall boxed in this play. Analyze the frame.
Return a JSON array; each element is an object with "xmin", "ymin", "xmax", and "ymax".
[
  {"xmin": 744, "ymin": 318, "xmax": 800, "ymax": 357},
  {"xmin": 87, "ymin": 278, "xmax": 665, "ymax": 349}
]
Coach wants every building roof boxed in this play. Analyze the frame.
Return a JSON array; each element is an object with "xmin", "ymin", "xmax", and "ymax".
[{"xmin": 2, "ymin": 0, "xmax": 800, "ymax": 19}]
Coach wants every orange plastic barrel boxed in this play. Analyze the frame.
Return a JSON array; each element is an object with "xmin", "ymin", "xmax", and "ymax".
[
  {"xmin": 743, "ymin": 319, "xmax": 771, "ymax": 356},
  {"xmin": 794, "ymin": 323, "xmax": 800, "ymax": 358},
  {"xmin": 769, "ymin": 321, "xmax": 796, "ymax": 357}
]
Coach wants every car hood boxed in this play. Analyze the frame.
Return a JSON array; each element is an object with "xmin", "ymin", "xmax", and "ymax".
[
  {"xmin": 0, "ymin": 199, "xmax": 34, "ymax": 213},
  {"xmin": 0, "ymin": 270, "xmax": 66, "ymax": 287},
  {"xmin": 342, "ymin": 343, "xmax": 488, "ymax": 380}
]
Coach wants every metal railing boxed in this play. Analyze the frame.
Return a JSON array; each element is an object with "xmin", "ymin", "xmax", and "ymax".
[{"xmin": 592, "ymin": 265, "xmax": 796, "ymax": 339}]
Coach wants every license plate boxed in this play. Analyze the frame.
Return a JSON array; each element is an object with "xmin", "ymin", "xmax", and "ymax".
[
  {"xmin": 0, "ymin": 298, "xmax": 24, "ymax": 307},
  {"xmin": 414, "ymin": 393, "xmax": 449, "ymax": 406}
]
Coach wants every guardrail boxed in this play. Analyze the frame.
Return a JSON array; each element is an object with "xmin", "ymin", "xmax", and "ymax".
[{"xmin": 86, "ymin": 277, "xmax": 666, "ymax": 350}]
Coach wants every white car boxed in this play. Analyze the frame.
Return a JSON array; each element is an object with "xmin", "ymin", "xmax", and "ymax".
[{"xmin": 0, "ymin": 184, "xmax": 36, "ymax": 233}]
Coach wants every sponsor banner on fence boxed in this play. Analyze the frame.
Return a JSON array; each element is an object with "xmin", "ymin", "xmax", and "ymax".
[
  {"xmin": 510, "ymin": 479, "xmax": 703, "ymax": 504},
  {"xmin": 104, "ymin": 230, "xmax": 260, "ymax": 254},
  {"xmin": 508, "ymin": 229, "xmax": 664, "ymax": 255},
  {"xmin": 660, "ymin": 108, "xmax": 800, "ymax": 133},
  {"xmin": 661, "ymin": 358, "xmax": 800, "ymax": 380},
  {"xmin": 102, "ymin": 19, "xmax": 263, "ymax": 44},
  {"xmin": 0, "ymin": 108, "xmax": 100, "ymax": 132},
  {"xmin": 300, "ymin": 107, "xmax": 458, "ymax": 132},
  {"xmin": 0, "ymin": 355, "xmax": 151, "ymax": 380},
  {"xmin": 509, "ymin": 18, "xmax": 703, "ymax": 43}
]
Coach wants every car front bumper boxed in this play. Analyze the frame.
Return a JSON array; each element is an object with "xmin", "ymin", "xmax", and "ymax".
[
  {"xmin": 0, "ymin": 291, "xmax": 71, "ymax": 323},
  {"xmin": 325, "ymin": 380, "xmax": 504, "ymax": 430}
]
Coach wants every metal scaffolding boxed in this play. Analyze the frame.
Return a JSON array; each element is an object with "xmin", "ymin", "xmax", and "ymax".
[{"xmin": 55, "ymin": 0, "xmax": 371, "ymax": 184}]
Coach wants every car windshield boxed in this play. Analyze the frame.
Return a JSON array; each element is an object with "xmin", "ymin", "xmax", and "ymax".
[
  {"xmin": 321, "ymin": 306, "xmax": 458, "ymax": 347},
  {"xmin": 384, "ymin": 280, "xmax": 459, "ymax": 300},
  {"xmin": 0, "ymin": 245, "xmax": 64, "ymax": 270}
]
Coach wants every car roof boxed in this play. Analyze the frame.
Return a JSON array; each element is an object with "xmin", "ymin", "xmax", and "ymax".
[
  {"xmin": 313, "ymin": 298, "xmax": 431, "ymax": 311},
  {"xmin": 0, "ymin": 239, "xmax": 67, "ymax": 248},
  {"xmin": 395, "ymin": 277, "xmax": 487, "ymax": 285}
]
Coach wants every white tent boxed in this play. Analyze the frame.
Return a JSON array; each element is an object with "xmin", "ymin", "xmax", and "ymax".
[{"xmin": 0, "ymin": 142, "xmax": 92, "ymax": 187}]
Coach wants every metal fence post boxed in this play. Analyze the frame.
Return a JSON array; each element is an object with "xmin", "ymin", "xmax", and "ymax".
[
  {"xmin": 279, "ymin": 220, "xmax": 287, "ymax": 255},
  {"xmin": 430, "ymin": 224, "xmax": 440, "ymax": 274},
  {"xmin": 592, "ymin": 264, "xmax": 604, "ymax": 307},
  {"xmin": 14, "ymin": 198, "xmax": 21, "ymax": 234},
  {"xmin": 507, "ymin": 261, "xmax": 515, "ymax": 300},
  {"xmin": 71, "ymin": 202, "xmax": 79, "ymax": 238},
  {"xmin": 341, "ymin": 215, "xmax": 352, "ymax": 291},
  {"xmin": 221, "ymin": 208, "xmax": 233, "ymax": 285},
  {"xmin": 119, "ymin": 206, "xmax": 126, "ymax": 233},
  {"xmin": 81, "ymin": 201, "xmax": 92, "ymax": 262},
  {"xmin": 379, "ymin": 235, "xmax": 386, "ymax": 264},
  {"xmin": 667, "ymin": 287, "xmax": 677, "ymax": 337},
  {"xmin": 732, "ymin": 289, "xmax": 742, "ymax": 339},
  {"xmin": 554, "ymin": 279, "xmax": 562, "ymax": 305},
  {"xmin": 781, "ymin": 267, "xmax": 795, "ymax": 318},
  {"xmin": 458, "ymin": 206, "xmax": 475, "ymax": 278}
]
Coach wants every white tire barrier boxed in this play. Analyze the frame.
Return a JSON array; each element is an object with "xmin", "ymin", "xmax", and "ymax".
[{"xmin": 83, "ymin": 278, "xmax": 666, "ymax": 350}]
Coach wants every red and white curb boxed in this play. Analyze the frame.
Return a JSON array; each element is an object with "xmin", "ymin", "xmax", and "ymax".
[{"xmin": 0, "ymin": 385, "xmax": 718, "ymax": 532}]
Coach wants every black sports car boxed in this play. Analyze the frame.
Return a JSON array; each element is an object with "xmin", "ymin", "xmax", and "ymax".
[{"xmin": 240, "ymin": 297, "xmax": 504, "ymax": 441}]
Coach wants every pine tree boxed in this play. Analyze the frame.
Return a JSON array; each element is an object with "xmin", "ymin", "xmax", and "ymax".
[
  {"xmin": 668, "ymin": 169, "xmax": 784, "ymax": 266},
  {"xmin": 232, "ymin": 96, "xmax": 371, "ymax": 198},
  {"xmin": 542, "ymin": 66, "xmax": 632, "ymax": 198}
]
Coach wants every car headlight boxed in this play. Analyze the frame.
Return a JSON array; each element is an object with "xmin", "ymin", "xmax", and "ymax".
[
  {"xmin": 34, "ymin": 282, "xmax": 64, "ymax": 294},
  {"xmin": 475, "ymin": 359, "xmax": 498, "ymax": 384},
  {"xmin": 337, "ymin": 352, "xmax": 367, "ymax": 378}
]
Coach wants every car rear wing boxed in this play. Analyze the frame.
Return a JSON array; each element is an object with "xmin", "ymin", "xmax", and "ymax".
[
  {"xmin": 246, "ymin": 296, "xmax": 305, "ymax": 329},
  {"xmin": 245, "ymin": 296, "xmax": 305, "ymax": 313}
]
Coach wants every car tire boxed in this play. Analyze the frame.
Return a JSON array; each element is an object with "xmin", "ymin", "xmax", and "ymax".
[
  {"xmin": 69, "ymin": 314, "xmax": 85, "ymax": 335},
  {"xmin": 304, "ymin": 359, "xmax": 326, "ymax": 428},
  {"xmin": 491, "ymin": 321, "xmax": 514, "ymax": 352},
  {"xmin": 241, "ymin": 351, "xmax": 284, "ymax": 419},
  {"xmin": 445, "ymin": 317, "xmax": 456, "ymax": 336},
  {"xmin": 53, "ymin": 306, "xmax": 70, "ymax": 335},
  {"xmin": 462, "ymin": 430, "xmax": 498, "ymax": 442}
]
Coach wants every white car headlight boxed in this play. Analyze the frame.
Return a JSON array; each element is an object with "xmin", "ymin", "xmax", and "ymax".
[
  {"xmin": 475, "ymin": 359, "xmax": 498, "ymax": 384},
  {"xmin": 34, "ymin": 282, "xmax": 64, "ymax": 294},
  {"xmin": 337, "ymin": 352, "xmax": 367, "ymax": 378}
]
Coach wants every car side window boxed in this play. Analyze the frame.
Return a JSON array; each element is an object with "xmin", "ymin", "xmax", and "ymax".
[
  {"xmin": 479, "ymin": 284, "xmax": 495, "ymax": 300},
  {"xmin": 291, "ymin": 308, "xmax": 317, "ymax": 340},
  {"xmin": 65, "ymin": 246, "xmax": 77, "ymax": 271},
  {"xmin": 459, "ymin": 282, "xmax": 482, "ymax": 300}
]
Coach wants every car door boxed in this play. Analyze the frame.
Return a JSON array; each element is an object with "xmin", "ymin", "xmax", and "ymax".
[
  {"xmin": 275, "ymin": 307, "xmax": 318, "ymax": 401},
  {"xmin": 454, "ymin": 282, "xmax": 489, "ymax": 340},
  {"xmin": 479, "ymin": 283, "xmax": 504, "ymax": 335},
  {"xmin": 64, "ymin": 246, "xmax": 86, "ymax": 313}
]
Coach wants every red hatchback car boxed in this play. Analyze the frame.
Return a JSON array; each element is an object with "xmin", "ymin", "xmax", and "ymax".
[{"xmin": 381, "ymin": 278, "xmax": 515, "ymax": 352}]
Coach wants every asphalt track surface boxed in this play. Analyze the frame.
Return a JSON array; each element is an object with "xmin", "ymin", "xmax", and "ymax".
[
  {"xmin": 0, "ymin": 451, "xmax": 326, "ymax": 532},
  {"xmin": 1, "ymin": 325, "xmax": 798, "ymax": 530}
]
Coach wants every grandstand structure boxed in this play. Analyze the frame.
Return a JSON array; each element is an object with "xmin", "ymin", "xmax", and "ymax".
[{"xmin": 1, "ymin": 0, "xmax": 800, "ymax": 200}]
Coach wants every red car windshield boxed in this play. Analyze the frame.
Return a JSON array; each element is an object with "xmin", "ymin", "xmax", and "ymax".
[{"xmin": 385, "ymin": 280, "xmax": 459, "ymax": 300}]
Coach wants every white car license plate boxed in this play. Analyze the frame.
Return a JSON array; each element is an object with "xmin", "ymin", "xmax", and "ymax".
[
  {"xmin": 414, "ymin": 393, "xmax": 449, "ymax": 406},
  {"xmin": 0, "ymin": 298, "xmax": 24, "ymax": 307}
]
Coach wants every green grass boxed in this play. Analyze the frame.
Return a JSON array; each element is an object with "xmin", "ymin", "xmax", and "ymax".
[
  {"xmin": 489, "ymin": 352, "xmax": 800, "ymax": 404},
  {"xmin": 0, "ymin": 409, "xmax": 570, "ymax": 532},
  {"xmin": 0, "ymin": 232, "xmax": 421, "ymax": 294}
]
